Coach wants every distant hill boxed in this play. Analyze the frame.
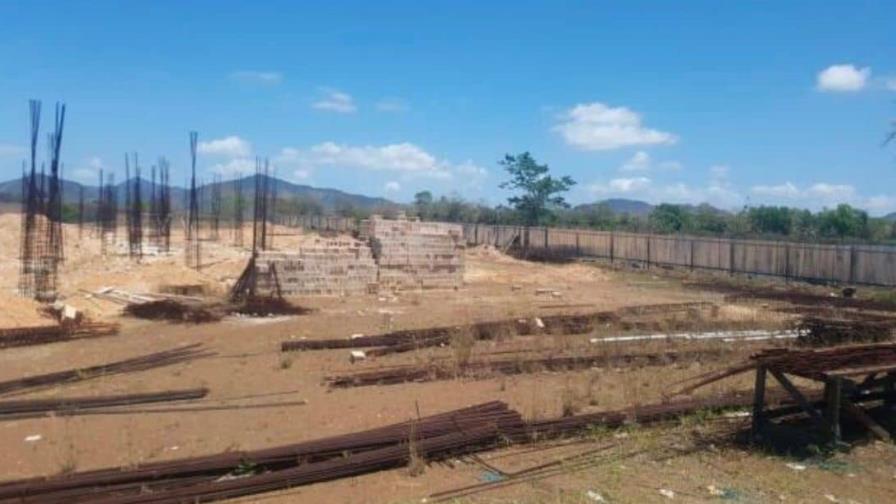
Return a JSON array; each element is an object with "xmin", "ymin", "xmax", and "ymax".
[
  {"xmin": 0, "ymin": 174, "xmax": 400, "ymax": 213},
  {"xmin": 884, "ymin": 212, "xmax": 896, "ymax": 222},
  {"xmin": 575, "ymin": 198, "xmax": 654, "ymax": 217},
  {"xmin": 574, "ymin": 199, "xmax": 732, "ymax": 218}
]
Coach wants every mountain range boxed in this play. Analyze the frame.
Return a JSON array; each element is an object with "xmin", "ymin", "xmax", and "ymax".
[{"xmin": 0, "ymin": 174, "xmax": 398, "ymax": 213}]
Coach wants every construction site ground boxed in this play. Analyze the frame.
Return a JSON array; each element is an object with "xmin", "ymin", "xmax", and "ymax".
[{"xmin": 1, "ymin": 217, "xmax": 895, "ymax": 503}]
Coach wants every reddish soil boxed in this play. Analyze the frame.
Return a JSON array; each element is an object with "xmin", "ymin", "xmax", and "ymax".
[{"xmin": 0, "ymin": 222, "xmax": 894, "ymax": 504}]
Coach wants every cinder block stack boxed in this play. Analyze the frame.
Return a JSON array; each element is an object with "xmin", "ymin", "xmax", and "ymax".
[
  {"xmin": 256, "ymin": 237, "xmax": 377, "ymax": 296},
  {"xmin": 361, "ymin": 215, "xmax": 465, "ymax": 290},
  {"xmin": 253, "ymin": 215, "xmax": 464, "ymax": 296}
]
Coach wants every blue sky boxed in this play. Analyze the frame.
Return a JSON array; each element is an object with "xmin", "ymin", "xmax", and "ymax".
[{"xmin": 0, "ymin": 1, "xmax": 894, "ymax": 213}]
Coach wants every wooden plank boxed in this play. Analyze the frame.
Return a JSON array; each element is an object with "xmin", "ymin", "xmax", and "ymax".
[
  {"xmin": 841, "ymin": 398, "xmax": 891, "ymax": 442},
  {"xmin": 825, "ymin": 377, "xmax": 842, "ymax": 442},
  {"xmin": 826, "ymin": 364, "xmax": 896, "ymax": 378},
  {"xmin": 752, "ymin": 365, "xmax": 767, "ymax": 440},
  {"xmin": 769, "ymin": 369, "xmax": 831, "ymax": 434}
]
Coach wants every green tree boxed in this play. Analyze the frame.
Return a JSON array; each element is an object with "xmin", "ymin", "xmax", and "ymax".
[
  {"xmin": 413, "ymin": 190, "xmax": 433, "ymax": 220},
  {"xmin": 817, "ymin": 204, "xmax": 869, "ymax": 239},
  {"xmin": 747, "ymin": 206, "xmax": 792, "ymax": 235},
  {"xmin": 648, "ymin": 204, "xmax": 691, "ymax": 233},
  {"xmin": 692, "ymin": 204, "xmax": 728, "ymax": 234},
  {"xmin": 498, "ymin": 152, "xmax": 575, "ymax": 226}
]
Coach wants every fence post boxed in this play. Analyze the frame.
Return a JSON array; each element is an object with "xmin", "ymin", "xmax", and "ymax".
[
  {"xmin": 575, "ymin": 232, "xmax": 580, "ymax": 257},
  {"xmin": 784, "ymin": 243, "xmax": 791, "ymax": 282},
  {"xmin": 609, "ymin": 231, "xmax": 615, "ymax": 263},
  {"xmin": 544, "ymin": 227, "xmax": 549, "ymax": 249},
  {"xmin": 646, "ymin": 234, "xmax": 651, "ymax": 269},
  {"xmin": 728, "ymin": 239, "xmax": 735, "ymax": 276},
  {"xmin": 689, "ymin": 238, "xmax": 695, "ymax": 271},
  {"xmin": 849, "ymin": 245, "xmax": 857, "ymax": 284}
]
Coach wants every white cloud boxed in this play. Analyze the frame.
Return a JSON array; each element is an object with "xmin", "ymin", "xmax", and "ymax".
[
  {"xmin": 229, "ymin": 71, "xmax": 283, "ymax": 86},
  {"xmin": 709, "ymin": 164, "xmax": 729, "ymax": 178},
  {"xmin": 590, "ymin": 176, "xmax": 652, "ymax": 194},
  {"xmin": 198, "ymin": 136, "xmax": 252, "ymax": 157},
  {"xmin": 384, "ymin": 181, "xmax": 401, "ymax": 192},
  {"xmin": 0, "ymin": 143, "xmax": 24, "ymax": 158},
  {"xmin": 816, "ymin": 64, "xmax": 870, "ymax": 92},
  {"xmin": 751, "ymin": 182, "xmax": 802, "ymax": 199},
  {"xmin": 209, "ymin": 158, "xmax": 255, "ymax": 178},
  {"xmin": 751, "ymin": 181, "xmax": 856, "ymax": 202},
  {"xmin": 620, "ymin": 151, "xmax": 651, "ymax": 172},
  {"xmin": 275, "ymin": 141, "xmax": 486, "ymax": 184},
  {"xmin": 312, "ymin": 88, "xmax": 356, "ymax": 114},
  {"xmin": 865, "ymin": 195, "xmax": 896, "ymax": 214},
  {"xmin": 807, "ymin": 182, "xmax": 855, "ymax": 200},
  {"xmin": 887, "ymin": 78, "xmax": 896, "ymax": 91},
  {"xmin": 69, "ymin": 156, "xmax": 106, "ymax": 183},
  {"xmin": 657, "ymin": 160, "xmax": 683, "ymax": 171},
  {"xmin": 748, "ymin": 181, "xmax": 896, "ymax": 214},
  {"xmin": 618, "ymin": 151, "xmax": 682, "ymax": 173},
  {"xmin": 375, "ymin": 98, "xmax": 409, "ymax": 113},
  {"xmin": 554, "ymin": 102, "xmax": 677, "ymax": 151}
]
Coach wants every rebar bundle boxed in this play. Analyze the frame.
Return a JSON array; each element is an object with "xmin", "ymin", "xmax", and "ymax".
[
  {"xmin": 232, "ymin": 173, "xmax": 244, "ymax": 247},
  {"xmin": 0, "ymin": 344, "xmax": 213, "ymax": 397},
  {"xmin": 148, "ymin": 164, "xmax": 158, "ymax": 246},
  {"xmin": 185, "ymin": 132, "xmax": 201, "ymax": 268},
  {"xmin": 98, "ymin": 171, "xmax": 118, "ymax": 256},
  {"xmin": 210, "ymin": 173, "xmax": 222, "ymax": 240},
  {"xmin": 0, "ymin": 388, "xmax": 208, "ymax": 420},
  {"xmin": 126, "ymin": 153, "xmax": 143, "ymax": 260},
  {"xmin": 252, "ymin": 158, "xmax": 271, "ymax": 252},
  {"xmin": 157, "ymin": 157, "xmax": 171, "ymax": 252},
  {"xmin": 18, "ymin": 99, "xmax": 66, "ymax": 302},
  {"xmin": 77, "ymin": 185, "xmax": 84, "ymax": 238}
]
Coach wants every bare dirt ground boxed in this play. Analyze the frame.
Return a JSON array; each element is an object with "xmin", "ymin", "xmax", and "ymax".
[{"xmin": 1, "ymin": 217, "xmax": 894, "ymax": 503}]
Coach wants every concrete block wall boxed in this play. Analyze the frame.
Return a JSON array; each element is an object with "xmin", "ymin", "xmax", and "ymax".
[
  {"xmin": 255, "ymin": 216, "xmax": 464, "ymax": 296},
  {"xmin": 362, "ymin": 216, "xmax": 465, "ymax": 290},
  {"xmin": 256, "ymin": 237, "xmax": 377, "ymax": 296}
]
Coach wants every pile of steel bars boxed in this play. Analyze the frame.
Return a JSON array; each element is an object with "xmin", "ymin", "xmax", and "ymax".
[
  {"xmin": 326, "ymin": 347, "xmax": 736, "ymax": 389},
  {"xmin": 281, "ymin": 302, "xmax": 715, "ymax": 354},
  {"xmin": 0, "ymin": 388, "xmax": 208, "ymax": 420},
  {"xmin": 0, "ymin": 389, "xmax": 824, "ymax": 503},
  {"xmin": 0, "ymin": 402, "xmax": 523, "ymax": 503},
  {"xmin": 0, "ymin": 344, "xmax": 214, "ymax": 397},
  {"xmin": 0, "ymin": 321, "xmax": 119, "ymax": 349}
]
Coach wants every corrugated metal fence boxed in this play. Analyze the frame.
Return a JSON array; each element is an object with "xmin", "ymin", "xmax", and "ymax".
[{"xmin": 287, "ymin": 216, "xmax": 896, "ymax": 286}]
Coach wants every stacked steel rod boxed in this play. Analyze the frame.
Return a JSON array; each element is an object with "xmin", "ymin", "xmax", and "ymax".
[
  {"xmin": 185, "ymin": 132, "xmax": 201, "ymax": 269},
  {"xmin": 282, "ymin": 302, "xmax": 715, "ymax": 354},
  {"xmin": 0, "ymin": 391, "xmax": 821, "ymax": 503},
  {"xmin": 326, "ymin": 347, "xmax": 735, "ymax": 388},
  {"xmin": 0, "ymin": 401, "xmax": 523, "ymax": 503},
  {"xmin": 18, "ymin": 99, "xmax": 66, "ymax": 302},
  {"xmin": 0, "ymin": 321, "xmax": 119, "ymax": 349},
  {"xmin": 0, "ymin": 344, "xmax": 213, "ymax": 396},
  {"xmin": 0, "ymin": 388, "xmax": 208, "ymax": 420}
]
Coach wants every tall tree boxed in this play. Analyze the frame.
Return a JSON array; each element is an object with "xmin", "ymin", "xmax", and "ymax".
[{"xmin": 498, "ymin": 152, "xmax": 575, "ymax": 226}]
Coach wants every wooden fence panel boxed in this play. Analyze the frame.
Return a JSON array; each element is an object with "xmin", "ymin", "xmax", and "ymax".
[
  {"xmin": 648, "ymin": 235, "xmax": 692, "ymax": 267},
  {"xmin": 691, "ymin": 238, "xmax": 730, "ymax": 271}
]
